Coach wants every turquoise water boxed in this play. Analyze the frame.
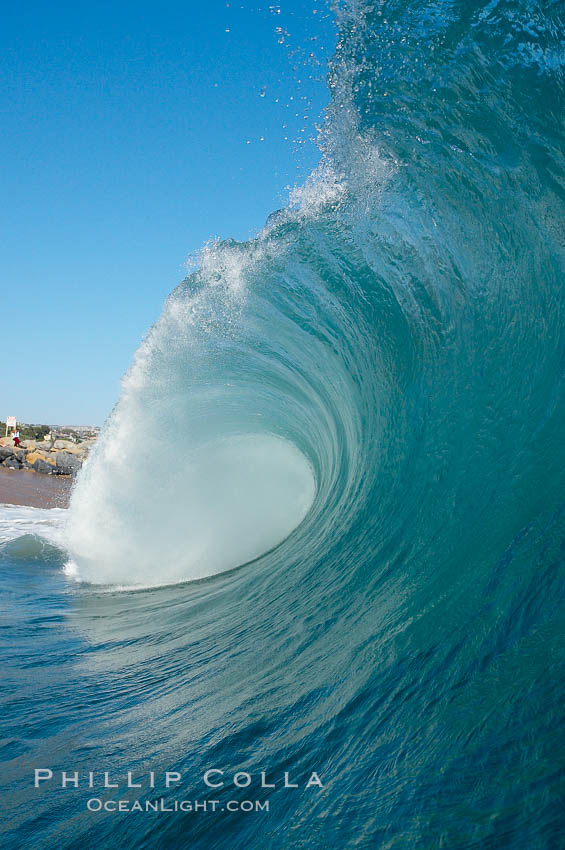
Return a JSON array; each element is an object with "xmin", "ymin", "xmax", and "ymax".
[{"xmin": 2, "ymin": 0, "xmax": 565, "ymax": 847}]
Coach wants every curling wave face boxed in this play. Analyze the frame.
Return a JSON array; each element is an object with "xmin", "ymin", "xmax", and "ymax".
[
  {"xmin": 3, "ymin": 0, "xmax": 565, "ymax": 847},
  {"xmin": 65, "ymin": 182, "xmax": 376, "ymax": 585}
]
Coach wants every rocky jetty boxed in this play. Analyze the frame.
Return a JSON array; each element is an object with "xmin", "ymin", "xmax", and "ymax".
[{"xmin": 0, "ymin": 437, "xmax": 95, "ymax": 477}]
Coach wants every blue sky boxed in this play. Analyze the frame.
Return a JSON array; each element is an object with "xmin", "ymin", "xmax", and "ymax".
[{"xmin": 2, "ymin": 0, "xmax": 335, "ymax": 425}]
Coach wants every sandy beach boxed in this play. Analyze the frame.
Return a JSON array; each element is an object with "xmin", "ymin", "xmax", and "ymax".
[{"xmin": 0, "ymin": 467, "xmax": 72, "ymax": 508}]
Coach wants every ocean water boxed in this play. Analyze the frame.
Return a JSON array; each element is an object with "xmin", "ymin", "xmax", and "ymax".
[{"xmin": 2, "ymin": 0, "xmax": 565, "ymax": 847}]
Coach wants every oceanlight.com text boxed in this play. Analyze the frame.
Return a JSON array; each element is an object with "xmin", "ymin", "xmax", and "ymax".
[{"xmin": 86, "ymin": 797, "xmax": 270, "ymax": 813}]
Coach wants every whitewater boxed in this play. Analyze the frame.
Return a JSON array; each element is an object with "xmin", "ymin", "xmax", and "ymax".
[{"xmin": 2, "ymin": 0, "xmax": 565, "ymax": 847}]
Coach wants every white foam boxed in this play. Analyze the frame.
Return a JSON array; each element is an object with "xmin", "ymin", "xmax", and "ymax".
[
  {"xmin": 0, "ymin": 504, "xmax": 67, "ymax": 546},
  {"xmin": 65, "ymin": 433, "xmax": 315, "ymax": 586}
]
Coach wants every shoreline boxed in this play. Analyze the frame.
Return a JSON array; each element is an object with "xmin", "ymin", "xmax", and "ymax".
[
  {"xmin": 0, "ymin": 467, "xmax": 72, "ymax": 509},
  {"xmin": 0, "ymin": 434, "xmax": 95, "ymax": 477}
]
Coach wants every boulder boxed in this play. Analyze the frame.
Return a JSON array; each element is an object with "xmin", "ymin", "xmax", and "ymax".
[
  {"xmin": 3, "ymin": 457, "xmax": 22, "ymax": 469},
  {"xmin": 53, "ymin": 439, "xmax": 76, "ymax": 450},
  {"xmin": 21, "ymin": 440, "xmax": 37, "ymax": 450},
  {"xmin": 0, "ymin": 447, "xmax": 14, "ymax": 461},
  {"xmin": 25, "ymin": 451, "xmax": 57, "ymax": 473},
  {"xmin": 55, "ymin": 452, "xmax": 83, "ymax": 476},
  {"xmin": 30, "ymin": 457, "xmax": 55, "ymax": 475},
  {"xmin": 54, "ymin": 444, "xmax": 86, "ymax": 457}
]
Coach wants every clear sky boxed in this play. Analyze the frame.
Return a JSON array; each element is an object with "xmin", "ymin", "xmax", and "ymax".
[{"xmin": 2, "ymin": 0, "xmax": 336, "ymax": 426}]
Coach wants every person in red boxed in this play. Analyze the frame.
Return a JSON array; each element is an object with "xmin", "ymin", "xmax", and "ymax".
[{"xmin": 13, "ymin": 435, "xmax": 21, "ymax": 448}]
